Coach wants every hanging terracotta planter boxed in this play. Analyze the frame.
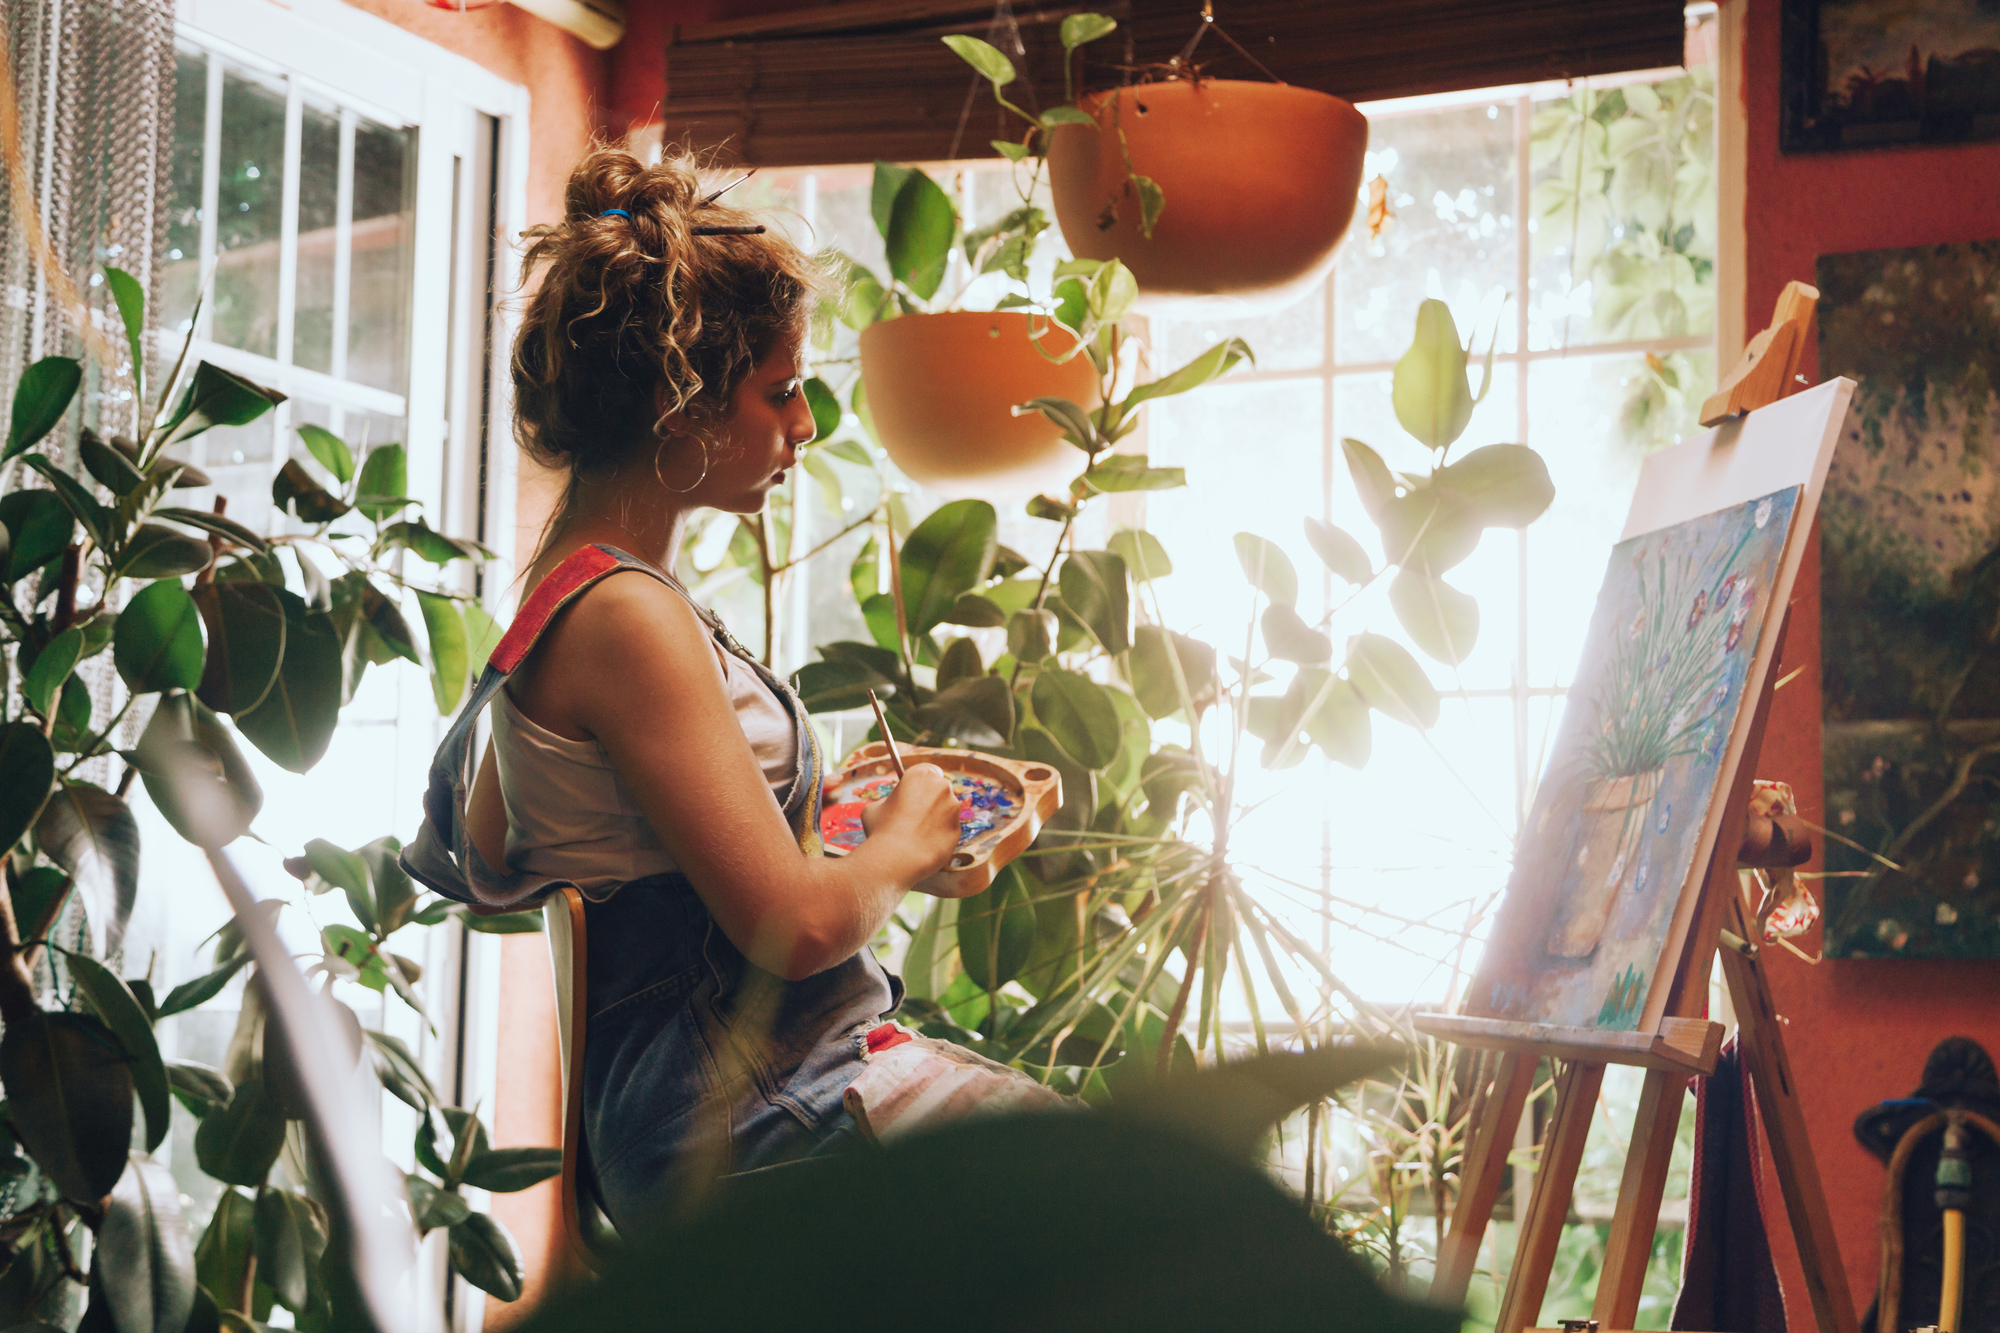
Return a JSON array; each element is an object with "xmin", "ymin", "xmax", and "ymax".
[
  {"xmin": 1047, "ymin": 81, "xmax": 1369, "ymax": 314},
  {"xmin": 858, "ymin": 312, "xmax": 1101, "ymax": 499}
]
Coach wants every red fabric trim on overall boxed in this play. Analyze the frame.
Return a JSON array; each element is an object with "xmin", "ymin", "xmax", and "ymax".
[
  {"xmin": 488, "ymin": 545, "xmax": 622, "ymax": 675},
  {"xmin": 867, "ymin": 1023, "xmax": 915, "ymax": 1055}
]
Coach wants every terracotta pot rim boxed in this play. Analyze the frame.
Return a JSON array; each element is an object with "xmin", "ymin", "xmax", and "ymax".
[
  {"xmin": 1074, "ymin": 79, "xmax": 1361, "ymax": 110},
  {"xmin": 1581, "ymin": 767, "xmax": 1667, "ymax": 812}
]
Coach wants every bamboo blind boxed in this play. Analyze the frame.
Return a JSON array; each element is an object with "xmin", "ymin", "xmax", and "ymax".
[{"xmin": 662, "ymin": 0, "xmax": 1687, "ymax": 167}]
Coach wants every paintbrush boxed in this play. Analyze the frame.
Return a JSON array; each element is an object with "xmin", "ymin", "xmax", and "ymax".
[{"xmin": 867, "ymin": 689, "xmax": 906, "ymax": 779}]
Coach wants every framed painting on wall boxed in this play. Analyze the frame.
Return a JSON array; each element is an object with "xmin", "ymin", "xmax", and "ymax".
[
  {"xmin": 1781, "ymin": 0, "xmax": 2000, "ymax": 152},
  {"xmin": 1820, "ymin": 240, "xmax": 2000, "ymax": 959}
]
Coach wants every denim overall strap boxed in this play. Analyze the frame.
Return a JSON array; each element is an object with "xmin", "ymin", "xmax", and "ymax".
[{"xmin": 400, "ymin": 543, "xmax": 823, "ymax": 909}]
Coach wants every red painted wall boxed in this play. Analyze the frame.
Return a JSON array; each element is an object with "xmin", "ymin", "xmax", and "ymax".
[{"xmin": 1736, "ymin": 0, "xmax": 2000, "ymax": 1322}]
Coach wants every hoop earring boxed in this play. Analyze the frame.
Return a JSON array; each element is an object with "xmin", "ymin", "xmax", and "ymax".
[{"xmin": 658, "ymin": 436, "xmax": 710, "ymax": 495}]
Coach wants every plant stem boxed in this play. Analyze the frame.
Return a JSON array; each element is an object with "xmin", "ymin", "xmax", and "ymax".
[
  {"xmin": 51, "ymin": 543, "xmax": 80, "ymax": 635},
  {"xmin": 1154, "ymin": 885, "xmax": 1210, "ymax": 1072},
  {"xmin": 751, "ymin": 512, "xmax": 776, "ymax": 667},
  {"xmin": 0, "ymin": 869, "xmax": 40, "ymax": 1026},
  {"xmin": 770, "ymin": 507, "xmax": 879, "ymax": 576}
]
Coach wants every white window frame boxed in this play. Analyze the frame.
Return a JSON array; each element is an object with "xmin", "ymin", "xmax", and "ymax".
[{"xmin": 168, "ymin": 3, "xmax": 528, "ymax": 1327}]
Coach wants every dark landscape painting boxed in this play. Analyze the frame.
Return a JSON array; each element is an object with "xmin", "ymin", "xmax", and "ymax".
[
  {"xmin": 1819, "ymin": 240, "xmax": 2000, "ymax": 959},
  {"xmin": 1783, "ymin": 0, "xmax": 2000, "ymax": 151}
]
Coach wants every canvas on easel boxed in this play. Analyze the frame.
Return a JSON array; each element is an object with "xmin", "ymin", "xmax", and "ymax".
[
  {"xmin": 1462, "ymin": 379, "xmax": 1850, "ymax": 1038},
  {"xmin": 1417, "ymin": 359, "xmax": 1863, "ymax": 1333}
]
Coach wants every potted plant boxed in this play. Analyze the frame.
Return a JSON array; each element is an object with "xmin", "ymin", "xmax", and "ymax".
[
  {"xmin": 946, "ymin": 14, "xmax": 1370, "ymax": 312},
  {"xmin": 839, "ymin": 161, "xmax": 1100, "ymax": 498}
]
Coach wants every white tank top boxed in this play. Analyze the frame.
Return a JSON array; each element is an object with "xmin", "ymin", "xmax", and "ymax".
[{"xmin": 488, "ymin": 595, "xmax": 799, "ymax": 895}]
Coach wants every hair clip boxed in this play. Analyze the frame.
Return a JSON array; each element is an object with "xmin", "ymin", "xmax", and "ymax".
[
  {"xmin": 692, "ymin": 224, "xmax": 767, "ymax": 236},
  {"xmin": 699, "ymin": 170, "xmax": 757, "ymax": 207},
  {"xmin": 600, "ymin": 208, "xmax": 630, "ymax": 219}
]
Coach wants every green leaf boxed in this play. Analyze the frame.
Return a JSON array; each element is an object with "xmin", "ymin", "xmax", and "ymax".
[
  {"xmin": 417, "ymin": 1107, "xmax": 489, "ymax": 1185},
  {"xmin": 233, "ymin": 592, "xmax": 341, "ymax": 773},
  {"xmin": 155, "ymin": 506, "xmax": 270, "ymax": 554},
  {"xmin": 133, "ymin": 692, "xmax": 262, "ymax": 848},
  {"xmin": 353, "ymin": 444, "xmax": 410, "ymax": 521},
  {"xmin": 1061, "ymin": 11, "xmax": 1116, "ymax": 48},
  {"xmin": 448, "ymin": 1213, "xmax": 523, "ymax": 1302},
  {"xmin": 166, "ymin": 1060, "xmax": 235, "ymax": 1117},
  {"xmin": 957, "ymin": 864, "xmax": 1036, "ymax": 990},
  {"xmin": 117, "ymin": 524, "xmax": 215, "ymax": 580},
  {"xmin": 1016, "ymin": 395, "xmax": 1096, "ymax": 452},
  {"xmin": 10, "ymin": 865, "xmax": 69, "ymax": 945},
  {"xmin": 941, "ymin": 34, "xmax": 1014, "ymax": 85},
  {"xmin": 463, "ymin": 601, "xmax": 504, "ymax": 677},
  {"xmin": 376, "ymin": 519, "xmax": 485, "ymax": 566},
  {"xmin": 1, "ymin": 489, "xmax": 75, "ymax": 582},
  {"xmin": 1379, "ymin": 484, "xmax": 1482, "ymax": 574},
  {"xmin": 270, "ymin": 459, "xmax": 351, "ymax": 524},
  {"xmin": 4, "ymin": 356, "xmax": 82, "ymax": 461},
  {"xmin": 96, "ymin": 1149, "xmax": 196, "ymax": 1333},
  {"xmin": 301, "ymin": 837, "xmax": 373, "ymax": 922},
  {"xmin": 1232, "ymin": 534, "xmax": 1298, "ymax": 608},
  {"xmin": 252, "ymin": 1188, "xmax": 325, "ymax": 1313},
  {"xmin": 407, "ymin": 1175, "xmax": 472, "ymax": 1234},
  {"xmin": 366, "ymin": 1030, "xmax": 439, "ymax": 1112},
  {"xmin": 1083, "ymin": 455, "xmax": 1185, "ymax": 493},
  {"xmin": 1108, "ymin": 528, "xmax": 1172, "ymax": 581},
  {"xmin": 900, "ymin": 897, "xmax": 959, "ymax": 1002},
  {"xmin": 1006, "ymin": 608, "xmax": 1053, "ymax": 664},
  {"xmin": 1435, "ymin": 443, "xmax": 1555, "ymax": 528},
  {"xmin": 1391, "ymin": 298, "xmax": 1475, "ymax": 450},
  {"xmin": 791, "ymin": 655, "xmax": 895, "ymax": 714},
  {"xmin": 22, "ymin": 453, "xmax": 110, "ymax": 550},
  {"xmin": 1390, "ymin": 567, "xmax": 1480, "ymax": 665},
  {"xmin": 1134, "ymin": 175, "xmax": 1165, "ymax": 238},
  {"xmin": 803, "ymin": 376, "xmax": 842, "ymax": 443},
  {"xmin": 900, "ymin": 499, "xmax": 996, "ymax": 637},
  {"xmin": 941, "ymin": 593, "xmax": 1006, "ymax": 628},
  {"xmin": 1340, "ymin": 438, "xmax": 1397, "ymax": 521},
  {"xmin": 915, "ymin": 676, "xmax": 1014, "ymax": 746},
  {"xmin": 838, "ymin": 257, "xmax": 889, "ymax": 331},
  {"xmin": 22, "ymin": 626, "xmax": 83, "ymax": 717},
  {"xmin": 194, "ymin": 1076, "xmax": 287, "ymax": 1186},
  {"xmin": 462, "ymin": 907, "xmax": 543, "ymax": 934},
  {"xmin": 323, "ymin": 923, "xmax": 389, "ymax": 992},
  {"xmin": 1058, "ymin": 550, "xmax": 1130, "ymax": 654},
  {"xmin": 191, "ymin": 581, "xmax": 286, "ymax": 715},
  {"xmin": 1, "ymin": 1011, "xmax": 133, "ymax": 1201},
  {"xmin": 1302, "ymin": 517, "xmax": 1372, "ymax": 585},
  {"xmin": 935, "ymin": 636, "xmax": 984, "ymax": 693},
  {"xmin": 158, "ymin": 956, "xmax": 249, "ymax": 1020},
  {"xmin": 1345, "ymin": 631, "xmax": 1440, "ymax": 729},
  {"xmin": 78, "ymin": 428, "xmax": 148, "ymax": 496},
  {"xmin": 195, "ymin": 1190, "xmax": 271, "ymax": 1322},
  {"xmin": 883, "ymin": 168, "xmax": 957, "ymax": 303},
  {"xmin": 417, "ymin": 591, "xmax": 468, "ymax": 714},
  {"xmin": 991, "ymin": 139, "xmax": 1031, "ymax": 162},
  {"xmin": 1129, "ymin": 625, "xmax": 1217, "ymax": 719},
  {"xmin": 1295, "ymin": 671, "xmax": 1371, "ymax": 769},
  {"xmin": 460, "ymin": 1147, "xmax": 563, "ymax": 1194},
  {"xmin": 1040, "ymin": 106, "xmax": 1099, "ymax": 128},
  {"xmin": 295, "ymin": 424, "xmax": 354, "ymax": 485},
  {"xmin": 1123, "ymin": 337, "xmax": 1253, "ymax": 412},
  {"xmin": 1261, "ymin": 605, "xmax": 1333, "ymax": 665},
  {"xmin": 1051, "ymin": 277, "xmax": 1088, "ymax": 335},
  {"xmin": 161, "ymin": 361, "xmax": 284, "ymax": 448},
  {"xmin": 1030, "ymin": 669, "xmax": 1120, "ymax": 769},
  {"xmin": 363, "ymin": 835, "xmax": 418, "ymax": 935},
  {"xmin": 63, "ymin": 951, "xmax": 171, "ymax": 1152},
  {"xmin": 35, "ymin": 784, "xmax": 139, "ymax": 957},
  {"xmin": 113, "ymin": 581, "xmax": 206, "ymax": 695}
]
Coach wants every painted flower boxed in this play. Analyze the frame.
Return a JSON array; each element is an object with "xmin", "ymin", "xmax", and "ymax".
[
  {"xmin": 1754, "ymin": 497, "xmax": 1774, "ymax": 528},
  {"xmin": 1686, "ymin": 589, "xmax": 1708, "ymax": 631},
  {"xmin": 1736, "ymin": 576, "xmax": 1756, "ymax": 607},
  {"xmin": 1718, "ymin": 574, "xmax": 1738, "ymax": 603},
  {"xmin": 1656, "ymin": 803, "xmax": 1672, "ymax": 834},
  {"xmin": 1724, "ymin": 616, "xmax": 1745, "ymax": 651},
  {"xmin": 1628, "ymin": 609, "xmax": 1646, "ymax": 639}
]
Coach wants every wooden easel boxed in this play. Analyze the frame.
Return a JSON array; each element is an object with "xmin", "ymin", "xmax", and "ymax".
[{"xmin": 1415, "ymin": 286, "xmax": 1860, "ymax": 1333}]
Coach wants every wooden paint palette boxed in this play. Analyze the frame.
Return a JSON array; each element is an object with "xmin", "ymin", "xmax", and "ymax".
[{"xmin": 818, "ymin": 744, "xmax": 1061, "ymax": 895}]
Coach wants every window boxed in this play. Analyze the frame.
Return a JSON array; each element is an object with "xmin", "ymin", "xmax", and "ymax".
[
  {"xmin": 741, "ymin": 23, "xmax": 1717, "ymax": 1320},
  {"xmin": 128, "ymin": 3, "xmax": 528, "ymax": 1325}
]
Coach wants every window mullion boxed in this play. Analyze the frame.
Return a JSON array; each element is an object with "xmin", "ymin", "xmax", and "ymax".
[
  {"xmin": 1513, "ymin": 93, "xmax": 1534, "ymax": 832},
  {"xmin": 273, "ymin": 79, "xmax": 302, "ymax": 482},
  {"xmin": 197, "ymin": 53, "xmax": 222, "ymax": 345},
  {"xmin": 331, "ymin": 108, "xmax": 355, "ymax": 396}
]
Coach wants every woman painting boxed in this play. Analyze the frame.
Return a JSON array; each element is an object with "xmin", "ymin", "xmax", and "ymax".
[{"xmin": 403, "ymin": 146, "xmax": 1041, "ymax": 1229}]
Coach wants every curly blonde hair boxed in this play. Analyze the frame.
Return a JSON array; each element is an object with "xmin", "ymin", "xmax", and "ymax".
[{"xmin": 512, "ymin": 144, "xmax": 821, "ymax": 546}]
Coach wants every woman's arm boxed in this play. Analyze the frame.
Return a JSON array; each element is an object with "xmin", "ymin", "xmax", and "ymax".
[{"xmin": 513, "ymin": 572, "xmax": 963, "ymax": 981}]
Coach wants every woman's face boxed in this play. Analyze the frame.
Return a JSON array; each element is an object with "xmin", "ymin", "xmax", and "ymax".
[{"xmin": 690, "ymin": 339, "xmax": 818, "ymax": 514}]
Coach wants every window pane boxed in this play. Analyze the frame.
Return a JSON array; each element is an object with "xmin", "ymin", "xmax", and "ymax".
[
  {"xmin": 162, "ymin": 50, "xmax": 207, "ymax": 339},
  {"xmin": 293, "ymin": 98, "xmax": 341, "ymax": 374},
  {"xmin": 346, "ymin": 117, "xmax": 415, "ymax": 393},
  {"xmin": 1158, "ymin": 275, "xmax": 1328, "ymax": 374},
  {"xmin": 1336, "ymin": 102, "xmax": 1517, "ymax": 366},
  {"xmin": 1526, "ymin": 70, "xmax": 1717, "ymax": 351},
  {"xmin": 1523, "ymin": 354, "xmax": 1655, "ymax": 684},
  {"xmin": 213, "ymin": 67, "xmax": 287, "ymax": 358}
]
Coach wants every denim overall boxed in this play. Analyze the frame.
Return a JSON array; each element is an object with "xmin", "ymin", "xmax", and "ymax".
[{"xmin": 402, "ymin": 544, "xmax": 900, "ymax": 1227}]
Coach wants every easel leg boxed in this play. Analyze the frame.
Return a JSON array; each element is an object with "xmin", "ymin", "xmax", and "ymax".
[
  {"xmin": 1434, "ymin": 1051, "xmax": 1538, "ymax": 1304},
  {"xmin": 1719, "ymin": 896, "xmax": 1860, "ymax": 1333},
  {"xmin": 1592, "ymin": 1067, "xmax": 1691, "ymax": 1324},
  {"xmin": 1496, "ymin": 1060, "xmax": 1607, "ymax": 1333}
]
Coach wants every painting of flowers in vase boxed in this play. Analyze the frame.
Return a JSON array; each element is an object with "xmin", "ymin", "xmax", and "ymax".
[{"xmin": 1470, "ymin": 487, "xmax": 1801, "ymax": 1030}]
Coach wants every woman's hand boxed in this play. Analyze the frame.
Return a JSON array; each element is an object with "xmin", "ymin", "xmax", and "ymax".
[{"xmin": 859, "ymin": 764, "xmax": 961, "ymax": 881}]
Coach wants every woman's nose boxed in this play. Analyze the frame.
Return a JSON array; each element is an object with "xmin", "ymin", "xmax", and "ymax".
[{"xmin": 787, "ymin": 397, "xmax": 817, "ymax": 445}]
